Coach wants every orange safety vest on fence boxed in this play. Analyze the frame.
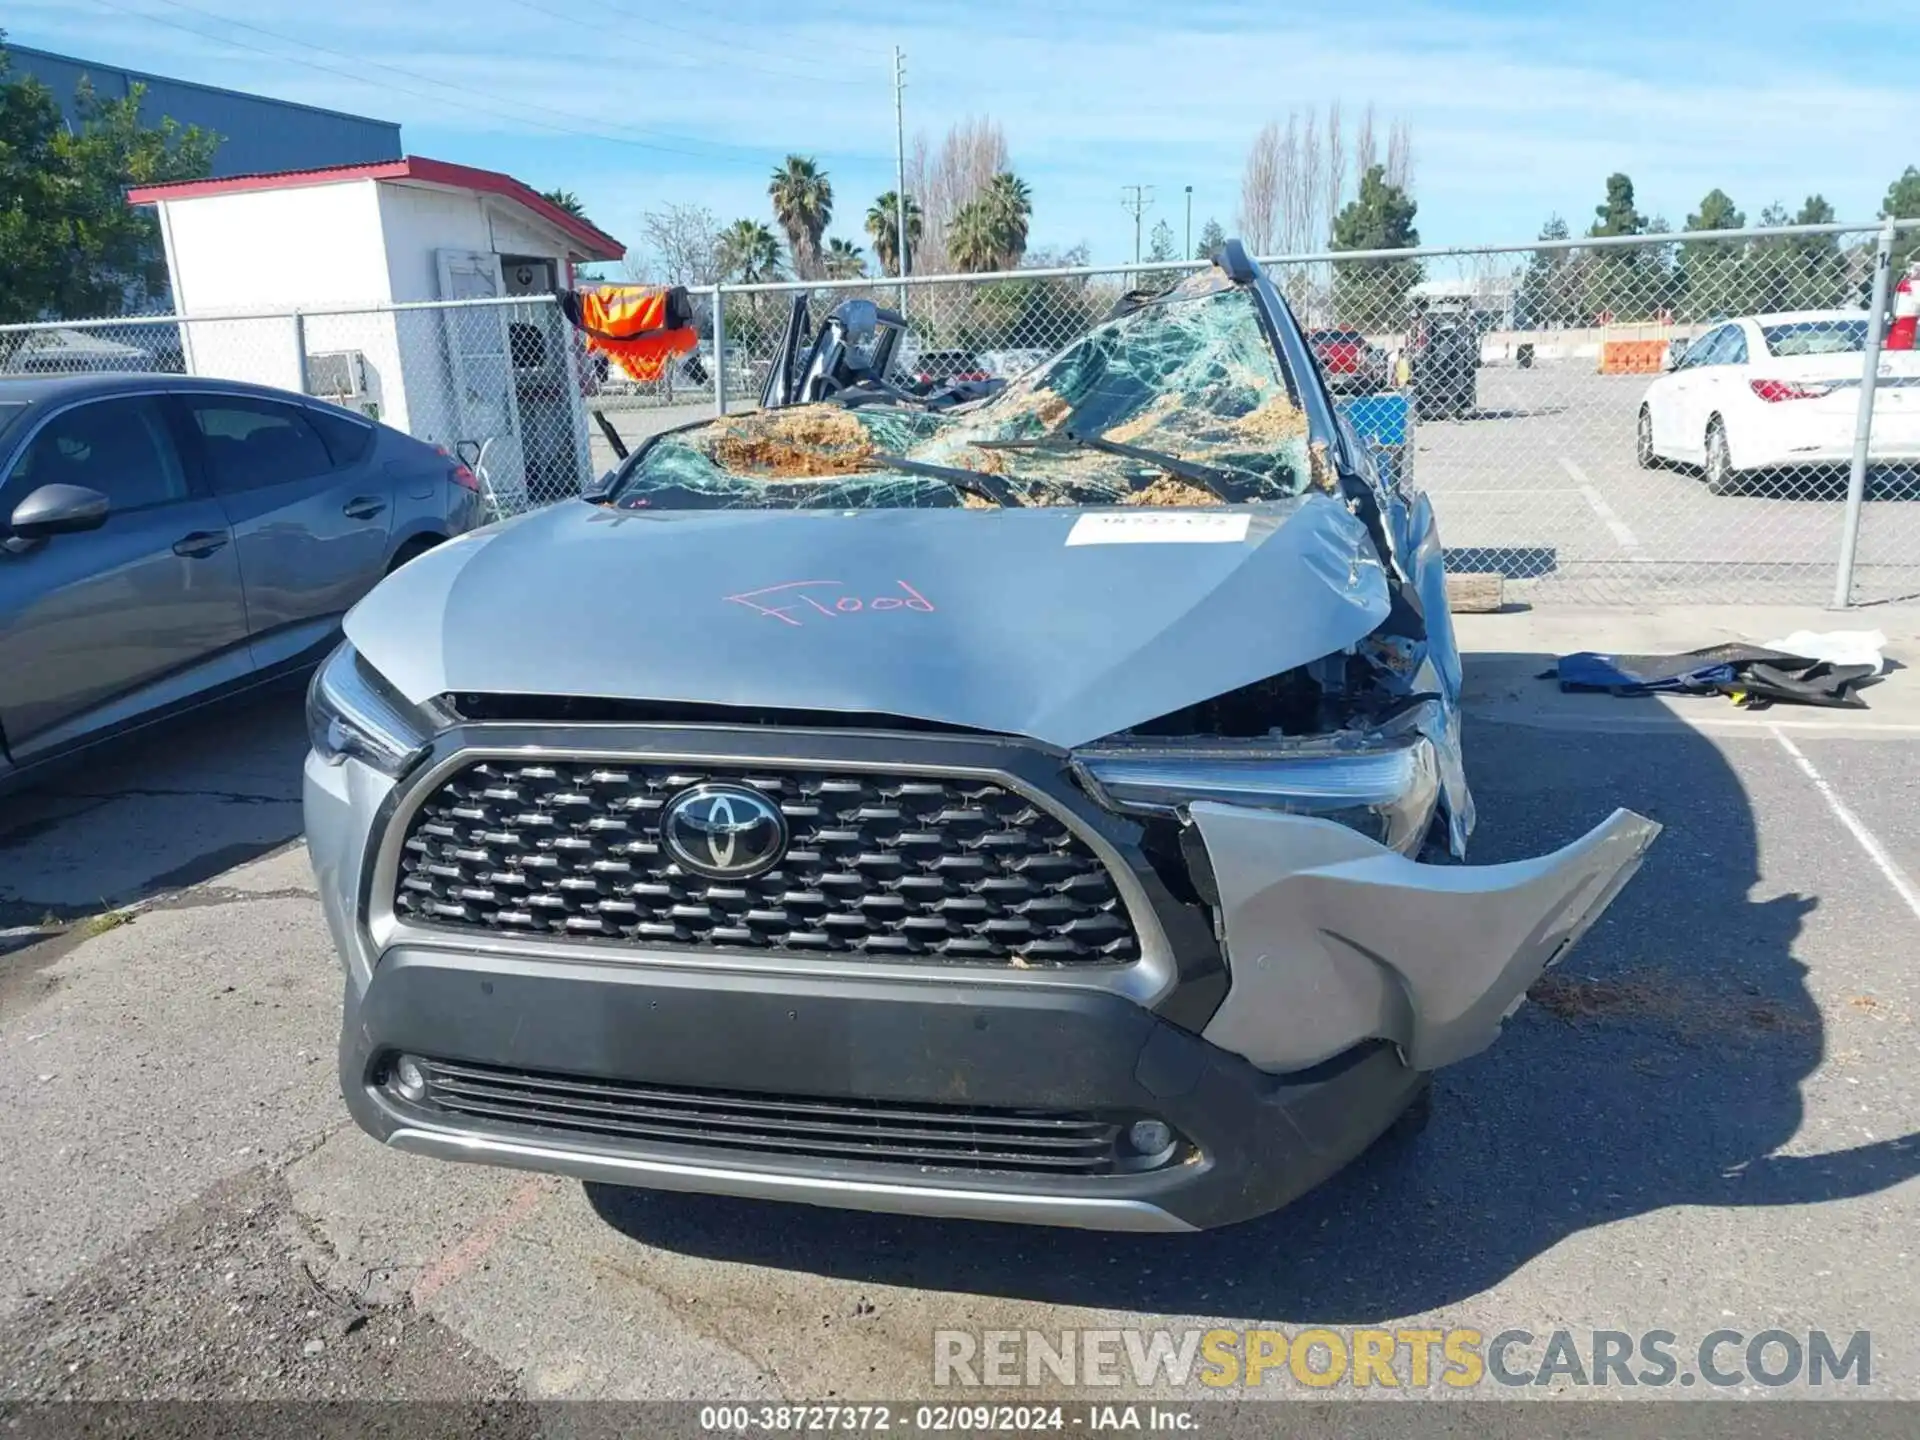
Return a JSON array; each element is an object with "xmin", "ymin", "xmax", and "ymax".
[{"xmin": 560, "ymin": 285, "xmax": 698, "ymax": 382}]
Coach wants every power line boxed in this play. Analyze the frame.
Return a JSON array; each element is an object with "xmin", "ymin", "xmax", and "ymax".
[
  {"xmin": 512, "ymin": 0, "xmax": 879, "ymax": 87},
  {"xmin": 1121, "ymin": 184, "xmax": 1155, "ymax": 266},
  {"xmin": 85, "ymin": 0, "xmax": 715, "ymax": 159},
  {"xmin": 587, "ymin": 0, "xmax": 891, "ymax": 70},
  {"xmin": 893, "ymin": 45, "xmax": 909, "ymax": 284},
  {"xmin": 85, "ymin": 0, "xmax": 884, "ymax": 169},
  {"xmin": 131, "ymin": 0, "xmax": 782, "ymax": 160}
]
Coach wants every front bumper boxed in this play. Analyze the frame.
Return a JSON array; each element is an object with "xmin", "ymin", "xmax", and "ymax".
[
  {"xmin": 306, "ymin": 726, "xmax": 1657, "ymax": 1231},
  {"xmin": 339, "ymin": 946, "xmax": 1425, "ymax": 1231}
]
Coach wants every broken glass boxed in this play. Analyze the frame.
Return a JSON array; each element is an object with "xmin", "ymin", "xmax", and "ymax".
[{"xmin": 613, "ymin": 270, "xmax": 1315, "ymax": 511}]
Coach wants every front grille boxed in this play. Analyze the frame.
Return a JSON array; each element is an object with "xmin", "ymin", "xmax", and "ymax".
[
  {"xmin": 393, "ymin": 759, "xmax": 1140, "ymax": 964},
  {"xmin": 410, "ymin": 1058, "xmax": 1129, "ymax": 1175}
]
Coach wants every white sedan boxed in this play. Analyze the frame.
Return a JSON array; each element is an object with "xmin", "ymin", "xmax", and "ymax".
[{"xmin": 1637, "ymin": 310, "xmax": 1920, "ymax": 493}]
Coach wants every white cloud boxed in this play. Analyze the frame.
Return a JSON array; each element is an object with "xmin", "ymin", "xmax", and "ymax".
[{"xmin": 9, "ymin": 0, "xmax": 1916, "ymax": 263}]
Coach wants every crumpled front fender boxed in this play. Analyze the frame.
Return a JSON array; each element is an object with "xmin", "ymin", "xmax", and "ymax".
[{"xmin": 1192, "ymin": 804, "xmax": 1661, "ymax": 1073}]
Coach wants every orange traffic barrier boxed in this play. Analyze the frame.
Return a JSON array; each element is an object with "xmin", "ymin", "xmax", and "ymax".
[{"xmin": 1599, "ymin": 340, "xmax": 1668, "ymax": 375}]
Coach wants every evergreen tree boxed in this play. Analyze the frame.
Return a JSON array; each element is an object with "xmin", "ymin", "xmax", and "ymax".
[
  {"xmin": 1195, "ymin": 218, "xmax": 1227, "ymax": 261},
  {"xmin": 1678, "ymin": 188, "xmax": 1746, "ymax": 320},
  {"xmin": 1584, "ymin": 173, "xmax": 1653, "ymax": 321},
  {"xmin": 1882, "ymin": 166, "xmax": 1920, "ymax": 270},
  {"xmin": 1146, "ymin": 219, "xmax": 1176, "ymax": 263},
  {"xmin": 1329, "ymin": 165, "xmax": 1422, "ymax": 325},
  {"xmin": 0, "ymin": 36, "xmax": 218, "ymax": 321}
]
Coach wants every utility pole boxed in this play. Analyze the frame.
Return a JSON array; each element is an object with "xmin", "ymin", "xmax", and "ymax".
[
  {"xmin": 1184, "ymin": 185, "xmax": 1193, "ymax": 261},
  {"xmin": 893, "ymin": 46, "xmax": 910, "ymax": 315},
  {"xmin": 1121, "ymin": 184, "xmax": 1154, "ymax": 282}
]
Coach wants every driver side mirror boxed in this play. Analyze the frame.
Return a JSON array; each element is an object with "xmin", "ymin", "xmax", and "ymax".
[
  {"xmin": 7, "ymin": 483, "xmax": 110, "ymax": 545},
  {"xmin": 1661, "ymin": 342, "xmax": 1686, "ymax": 372}
]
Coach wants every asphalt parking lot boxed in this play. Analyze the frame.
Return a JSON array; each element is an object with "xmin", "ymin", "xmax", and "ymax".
[
  {"xmin": 585, "ymin": 365, "xmax": 1920, "ymax": 609},
  {"xmin": 4, "ymin": 609, "xmax": 1920, "ymax": 1405},
  {"xmin": 1413, "ymin": 365, "xmax": 1920, "ymax": 607}
]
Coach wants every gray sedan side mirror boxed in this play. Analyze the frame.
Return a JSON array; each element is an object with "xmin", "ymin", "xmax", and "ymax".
[{"xmin": 10, "ymin": 483, "xmax": 110, "ymax": 539}]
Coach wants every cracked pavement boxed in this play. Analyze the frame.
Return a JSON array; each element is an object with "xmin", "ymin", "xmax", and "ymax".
[{"xmin": 3, "ymin": 625, "xmax": 1920, "ymax": 1403}]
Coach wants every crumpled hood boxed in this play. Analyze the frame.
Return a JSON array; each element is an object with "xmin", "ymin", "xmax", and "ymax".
[{"xmin": 345, "ymin": 498, "xmax": 1390, "ymax": 750}]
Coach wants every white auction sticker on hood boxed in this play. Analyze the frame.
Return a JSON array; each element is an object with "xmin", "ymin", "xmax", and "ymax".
[{"xmin": 1065, "ymin": 512, "xmax": 1252, "ymax": 546}]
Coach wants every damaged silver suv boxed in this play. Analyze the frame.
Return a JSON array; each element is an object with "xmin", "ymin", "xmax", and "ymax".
[{"xmin": 304, "ymin": 243, "xmax": 1658, "ymax": 1231}]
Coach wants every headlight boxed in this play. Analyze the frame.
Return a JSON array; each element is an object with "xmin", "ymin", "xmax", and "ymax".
[
  {"xmin": 1071, "ymin": 736, "xmax": 1440, "ymax": 855},
  {"xmin": 306, "ymin": 642, "xmax": 435, "ymax": 778}
]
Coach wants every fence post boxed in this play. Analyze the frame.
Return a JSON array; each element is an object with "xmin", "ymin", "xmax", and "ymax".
[
  {"xmin": 710, "ymin": 285, "xmax": 728, "ymax": 418},
  {"xmin": 291, "ymin": 309, "xmax": 310, "ymax": 395},
  {"xmin": 1830, "ymin": 220, "xmax": 1897, "ymax": 609}
]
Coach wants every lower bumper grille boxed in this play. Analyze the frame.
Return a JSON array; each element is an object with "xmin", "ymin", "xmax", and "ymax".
[{"xmin": 408, "ymin": 1058, "xmax": 1129, "ymax": 1176}]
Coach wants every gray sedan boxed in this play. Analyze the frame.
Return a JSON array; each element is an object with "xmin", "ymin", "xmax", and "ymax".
[{"xmin": 0, "ymin": 374, "xmax": 482, "ymax": 790}]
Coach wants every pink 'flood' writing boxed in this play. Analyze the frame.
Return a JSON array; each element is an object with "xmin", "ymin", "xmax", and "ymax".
[{"xmin": 726, "ymin": 579, "xmax": 937, "ymax": 627}]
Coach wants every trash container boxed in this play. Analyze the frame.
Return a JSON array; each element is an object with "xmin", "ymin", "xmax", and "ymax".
[
  {"xmin": 1337, "ymin": 392, "xmax": 1412, "ymax": 490},
  {"xmin": 1517, "ymin": 343, "xmax": 1534, "ymax": 370}
]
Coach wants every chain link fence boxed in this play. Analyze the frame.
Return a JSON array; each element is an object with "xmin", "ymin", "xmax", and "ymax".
[
  {"xmin": 0, "ymin": 295, "xmax": 602, "ymax": 518},
  {"xmin": 6, "ymin": 219, "xmax": 1917, "ymax": 605}
]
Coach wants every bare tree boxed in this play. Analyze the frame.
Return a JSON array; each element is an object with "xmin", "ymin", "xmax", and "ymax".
[
  {"xmin": 1296, "ymin": 109, "xmax": 1324, "ymax": 254},
  {"xmin": 1274, "ymin": 113, "xmax": 1305, "ymax": 255},
  {"xmin": 1236, "ymin": 120, "xmax": 1282, "ymax": 254},
  {"xmin": 1354, "ymin": 104, "xmax": 1378, "ymax": 184},
  {"xmin": 1324, "ymin": 101, "xmax": 1347, "ymax": 245},
  {"xmin": 906, "ymin": 118, "xmax": 1011, "ymax": 274},
  {"xmin": 1385, "ymin": 119, "xmax": 1414, "ymax": 193},
  {"xmin": 1243, "ymin": 104, "xmax": 1413, "ymax": 256},
  {"xmin": 624, "ymin": 204, "xmax": 722, "ymax": 287}
]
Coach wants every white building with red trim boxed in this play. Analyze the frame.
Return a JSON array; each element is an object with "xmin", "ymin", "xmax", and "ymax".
[{"xmin": 130, "ymin": 157, "xmax": 625, "ymax": 507}]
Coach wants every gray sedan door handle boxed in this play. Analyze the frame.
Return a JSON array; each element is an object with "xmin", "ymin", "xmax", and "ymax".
[
  {"xmin": 343, "ymin": 496, "xmax": 387, "ymax": 520},
  {"xmin": 171, "ymin": 531, "xmax": 228, "ymax": 559}
]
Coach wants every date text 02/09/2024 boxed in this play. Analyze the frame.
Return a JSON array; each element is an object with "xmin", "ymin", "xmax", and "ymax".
[{"xmin": 697, "ymin": 1403, "xmax": 1199, "ymax": 1433}]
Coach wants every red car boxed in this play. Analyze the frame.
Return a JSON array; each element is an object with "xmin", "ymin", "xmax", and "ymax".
[
  {"xmin": 1308, "ymin": 329, "xmax": 1391, "ymax": 392},
  {"xmin": 908, "ymin": 349, "xmax": 992, "ymax": 387}
]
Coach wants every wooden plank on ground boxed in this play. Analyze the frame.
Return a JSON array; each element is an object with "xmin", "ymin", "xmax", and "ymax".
[{"xmin": 1446, "ymin": 571, "xmax": 1505, "ymax": 613}]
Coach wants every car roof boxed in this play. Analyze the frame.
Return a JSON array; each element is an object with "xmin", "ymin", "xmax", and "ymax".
[
  {"xmin": 0, "ymin": 371, "xmax": 374, "ymax": 416},
  {"xmin": 1734, "ymin": 310, "xmax": 1869, "ymax": 328}
]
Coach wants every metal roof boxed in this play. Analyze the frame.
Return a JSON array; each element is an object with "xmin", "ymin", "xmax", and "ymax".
[{"xmin": 127, "ymin": 155, "xmax": 623, "ymax": 262}]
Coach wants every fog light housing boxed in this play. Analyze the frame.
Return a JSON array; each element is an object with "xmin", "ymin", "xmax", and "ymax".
[
  {"xmin": 392, "ymin": 1055, "xmax": 427, "ymax": 1102},
  {"xmin": 1126, "ymin": 1118, "xmax": 1174, "ymax": 1158}
]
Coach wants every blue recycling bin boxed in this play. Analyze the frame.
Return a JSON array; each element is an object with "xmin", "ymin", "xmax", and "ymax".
[{"xmin": 1336, "ymin": 391, "xmax": 1412, "ymax": 490}]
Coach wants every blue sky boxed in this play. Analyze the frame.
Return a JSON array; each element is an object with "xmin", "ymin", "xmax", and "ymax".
[{"xmin": 10, "ymin": 0, "xmax": 1918, "ymax": 268}]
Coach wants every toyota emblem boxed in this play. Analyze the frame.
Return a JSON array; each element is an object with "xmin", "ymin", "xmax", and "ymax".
[{"xmin": 661, "ymin": 783, "xmax": 789, "ymax": 880}]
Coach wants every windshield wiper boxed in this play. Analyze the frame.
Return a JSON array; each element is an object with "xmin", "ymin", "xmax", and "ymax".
[
  {"xmin": 976, "ymin": 431, "xmax": 1235, "ymax": 502},
  {"xmin": 865, "ymin": 452, "xmax": 1022, "ymax": 507}
]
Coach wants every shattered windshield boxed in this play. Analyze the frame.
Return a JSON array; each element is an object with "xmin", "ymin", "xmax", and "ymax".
[{"xmin": 610, "ymin": 269, "xmax": 1316, "ymax": 511}]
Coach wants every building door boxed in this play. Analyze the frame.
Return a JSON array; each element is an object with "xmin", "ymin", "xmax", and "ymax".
[
  {"xmin": 499, "ymin": 253, "xmax": 587, "ymax": 505},
  {"xmin": 435, "ymin": 248, "xmax": 527, "ymax": 510}
]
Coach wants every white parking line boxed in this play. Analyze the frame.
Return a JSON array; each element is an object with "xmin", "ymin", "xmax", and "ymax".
[
  {"xmin": 1769, "ymin": 725, "xmax": 1920, "ymax": 923},
  {"xmin": 1557, "ymin": 456, "xmax": 1648, "ymax": 559}
]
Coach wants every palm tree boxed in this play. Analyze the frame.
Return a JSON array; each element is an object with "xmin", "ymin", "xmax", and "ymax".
[
  {"xmin": 823, "ymin": 237, "xmax": 867, "ymax": 280},
  {"xmin": 981, "ymin": 171, "xmax": 1032, "ymax": 266},
  {"xmin": 541, "ymin": 187, "xmax": 587, "ymax": 219},
  {"xmin": 947, "ymin": 200, "xmax": 1001, "ymax": 274},
  {"xmin": 865, "ymin": 191, "xmax": 924, "ymax": 277},
  {"xmin": 768, "ymin": 155, "xmax": 833, "ymax": 279},
  {"xmin": 717, "ymin": 219, "xmax": 783, "ymax": 283}
]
